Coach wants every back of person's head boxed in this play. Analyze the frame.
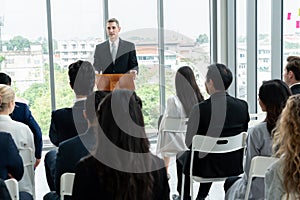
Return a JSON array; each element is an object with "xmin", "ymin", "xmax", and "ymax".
[
  {"xmin": 68, "ymin": 60, "xmax": 95, "ymax": 96},
  {"xmin": 84, "ymin": 91, "xmax": 109, "ymax": 123},
  {"xmin": 258, "ymin": 79, "xmax": 291, "ymax": 133},
  {"xmin": 97, "ymin": 89, "xmax": 148, "ymax": 153},
  {"xmin": 206, "ymin": 63, "xmax": 233, "ymax": 90},
  {"xmin": 0, "ymin": 84, "xmax": 15, "ymax": 112},
  {"xmin": 0, "ymin": 73, "xmax": 12, "ymax": 85},
  {"xmin": 107, "ymin": 18, "xmax": 120, "ymax": 26},
  {"xmin": 286, "ymin": 56, "xmax": 300, "ymax": 81},
  {"xmin": 272, "ymin": 94, "xmax": 300, "ymax": 195},
  {"xmin": 94, "ymin": 89, "xmax": 153, "ymax": 200},
  {"xmin": 175, "ymin": 66, "xmax": 204, "ymax": 115}
]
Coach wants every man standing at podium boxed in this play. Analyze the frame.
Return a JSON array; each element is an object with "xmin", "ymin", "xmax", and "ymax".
[{"xmin": 93, "ymin": 18, "xmax": 139, "ymax": 75}]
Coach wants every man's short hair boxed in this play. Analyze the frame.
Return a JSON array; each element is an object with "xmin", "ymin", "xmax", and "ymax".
[
  {"xmin": 107, "ymin": 18, "xmax": 119, "ymax": 27},
  {"xmin": 68, "ymin": 60, "xmax": 95, "ymax": 96},
  {"xmin": 286, "ymin": 56, "xmax": 300, "ymax": 81},
  {"xmin": 206, "ymin": 63, "xmax": 233, "ymax": 90},
  {"xmin": 0, "ymin": 73, "xmax": 12, "ymax": 85}
]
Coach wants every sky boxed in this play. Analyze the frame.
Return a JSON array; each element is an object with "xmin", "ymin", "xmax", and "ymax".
[{"xmin": 0, "ymin": 0, "xmax": 299, "ymax": 41}]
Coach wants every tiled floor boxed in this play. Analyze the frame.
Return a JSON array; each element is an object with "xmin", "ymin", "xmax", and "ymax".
[{"xmin": 36, "ymin": 140, "xmax": 225, "ymax": 200}]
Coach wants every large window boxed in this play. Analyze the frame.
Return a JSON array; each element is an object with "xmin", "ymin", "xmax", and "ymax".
[
  {"xmin": 0, "ymin": 0, "xmax": 50, "ymax": 135},
  {"xmin": 164, "ymin": 0, "xmax": 210, "ymax": 98},
  {"xmin": 51, "ymin": 0, "xmax": 103, "ymax": 111},
  {"xmin": 283, "ymin": 1, "xmax": 300, "ymax": 70},
  {"xmin": 236, "ymin": 0, "xmax": 247, "ymax": 100},
  {"xmin": 109, "ymin": 0, "xmax": 159, "ymax": 130}
]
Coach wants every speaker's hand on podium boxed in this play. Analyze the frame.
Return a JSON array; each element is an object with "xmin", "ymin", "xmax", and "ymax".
[{"xmin": 129, "ymin": 70, "xmax": 137, "ymax": 79}]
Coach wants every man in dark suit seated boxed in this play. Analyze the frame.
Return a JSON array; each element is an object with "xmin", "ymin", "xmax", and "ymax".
[
  {"xmin": 93, "ymin": 18, "xmax": 138, "ymax": 76},
  {"xmin": 0, "ymin": 72, "xmax": 43, "ymax": 169},
  {"xmin": 174, "ymin": 64, "xmax": 249, "ymax": 200},
  {"xmin": 43, "ymin": 91, "xmax": 109, "ymax": 200},
  {"xmin": 283, "ymin": 56, "xmax": 300, "ymax": 94},
  {"xmin": 44, "ymin": 60, "xmax": 95, "ymax": 191}
]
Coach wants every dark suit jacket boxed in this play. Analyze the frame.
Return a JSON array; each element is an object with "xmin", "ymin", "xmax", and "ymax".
[
  {"xmin": 93, "ymin": 38, "xmax": 138, "ymax": 74},
  {"xmin": 49, "ymin": 100, "xmax": 88, "ymax": 146},
  {"xmin": 10, "ymin": 102, "xmax": 43, "ymax": 159},
  {"xmin": 55, "ymin": 128, "xmax": 96, "ymax": 195},
  {"xmin": 183, "ymin": 92, "xmax": 249, "ymax": 177},
  {"xmin": 291, "ymin": 84, "xmax": 300, "ymax": 94},
  {"xmin": 0, "ymin": 132, "xmax": 24, "ymax": 181}
]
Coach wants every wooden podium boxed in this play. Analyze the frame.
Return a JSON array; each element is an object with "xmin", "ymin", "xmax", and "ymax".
[{"xmin": 96, "ymin": 74, "xmax": 134, "ymax": 91}]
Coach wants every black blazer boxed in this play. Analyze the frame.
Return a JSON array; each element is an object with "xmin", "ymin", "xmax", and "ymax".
[
  {"xmin": 183, "ymin": 92, "xmax": 249, "ymax": 177},
  {"xmin": 291, "ymin": 84, "xmax": 300, "ymax": 94},
  {"xmin": 0, "ymin": 132, "xmax": 24, "ymax": 181},
  {"xmin": 93, "ymin": 38, "xmax": 138, "ymax": 74},
  {"xmin": 49, "ymin": 100, "xmax": 88, "ymax": 146},
  {"xmin": 55, "ymin": 128, "xmax": 95, "ymax": 195},
  {"xmin": 10, "ymin": 102, "xmax": 43, "ymax": 159}
]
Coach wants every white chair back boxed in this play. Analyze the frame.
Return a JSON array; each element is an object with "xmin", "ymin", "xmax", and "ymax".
[
  {"xmin": 5, "ymin": 178, "xmax": 19, "ymax": 200},
  {"xmin": 163, "ymin": 117, "xmax": 188, "ymax": 133},
  {"xmin": 60, "ymin": 172, "xmax": 75, "ymax": 200},
  {"xmin": 18, "ymin": 148, "xmax": 35, "ymax": 199},
  {"xmin": 181, "ymin": 132, "xmax": 247, "ymax": 200},
  {"xmin": 244, "ymin": 156, "xmax": 278, "ymax": 200}
]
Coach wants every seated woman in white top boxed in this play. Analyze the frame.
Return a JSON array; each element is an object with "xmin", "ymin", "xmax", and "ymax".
[
  {"xmin": 225, "ymin": 79, "xmax": 291, "ymax": 200},
  {"xmin": 0, "ymin": 84, "xmax": 35, "ymax": 199},
  {"xmin": 265, "ymin": 94, "xmax": 300, "ymax": 200},
  {"xmin": 156, "ymin": 66, "xmax": 204, "ymax": 173}
]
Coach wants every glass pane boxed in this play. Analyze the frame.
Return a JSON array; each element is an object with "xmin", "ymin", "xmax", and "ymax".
[
  {"xmin": 164, "ymin": 0, "xmax": 210, "ymax": 98},
  {"xmin": 51, "ymin": 0, "xmax": 102, "ymax": 107},
  {"xmin": 109, "ymin": 0, "xmax": 158, "ymax": 130},
  {"xmin": 283, "ymin": 1, "xmax": 300, "ymax": 71},
  {"xmin": 0, "ymin": 0, "xmax": 50, "ymax": 136},
  {"xmin": 257, "ymin": 0, "xmax": 271, "ymax": 113},
  {"xmin": 236, "ymin": 0, "xmax": 247, "ymax": 100}
]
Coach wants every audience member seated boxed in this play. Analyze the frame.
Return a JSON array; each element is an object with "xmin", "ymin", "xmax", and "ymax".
[
  {"xmin": 0, "ymin": 131, "xmax": 24, "ymax": 181},
  {"xmin": 44, "ymin": 60, "xmax": 95, "ymax": 191},
  {"xmin": 265, "ymin": 94, "xmax": 300, "ymax": 199},
  {"xmin": 283, "ymin": 56, "xmax": 300, "ymax": 94},
  {"xmin": 43, "ymin": 91, "xmax": 109, "ymax": 200},
  {"xmin": 156, "ymin": 66, "xmax": 204, "ymax": 175},
  {"xmin": 175, "ymin": 63, "xmax": 250, "ymax": 200},
  {"xmin": 72, "ymin": 90, "xmax": 170, "ymax": 200},
  {"xmin": 0, "ymin": 73, "xmax": 43, "ymax": 168},
  {"xmin": 0, "ymin": 84, "xmax": 35, "ymax": 200},
  {"xmin": 225, "ymin": 79, "xmax": 291, "ymax": 199}
]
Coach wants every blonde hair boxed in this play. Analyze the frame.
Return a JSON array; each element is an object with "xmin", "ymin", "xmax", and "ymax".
[
  {"xmin": 272, "ymin": 94, "xmax": 300, "ymax": 197},
  {"xmin": 0, "ymin": 84, "xmax": 15, "ymax": 112}
]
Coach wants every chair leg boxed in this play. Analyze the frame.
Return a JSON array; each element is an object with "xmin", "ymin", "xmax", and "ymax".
[
  {"xmin": 190, "ymin": 176, "xmax": 193, "ymax": 200},
  {"xmin": 181, "ymin": 174, "xmax": 185, "ymax": 200}
]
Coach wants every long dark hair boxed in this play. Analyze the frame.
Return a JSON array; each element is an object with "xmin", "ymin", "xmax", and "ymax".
[
  {"xmin": 258, "ymin": 79, "xmax": 291, "ymax": 133},
  {"xmin": 175, "ymin": 66, "xmax": 204, "ymax": 115},
  {"xmin": 94, "ymin": 89, "xmax": 154, "ymax": 200}
]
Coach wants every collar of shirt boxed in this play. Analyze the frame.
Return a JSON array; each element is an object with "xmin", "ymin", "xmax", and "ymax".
[
  {"xmin": 109, "ymin": 38, "xmax": 119, "ymax": 49},
  {"xmin": 74, "ymin": 97, "xmax": 86, "ymax": 103},
  {"xmin": 290, "ymin": 82, "xmax": 300, "ymax": 88}
]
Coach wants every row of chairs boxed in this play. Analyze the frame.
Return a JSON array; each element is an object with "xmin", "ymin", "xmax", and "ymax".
[
  {"xmin": 5, "ymin": 173, "xmax": 75, "ymax": 200},
  {"xmin": 162, "ymin": 117, "xmax": 282, "ymax": 200}
]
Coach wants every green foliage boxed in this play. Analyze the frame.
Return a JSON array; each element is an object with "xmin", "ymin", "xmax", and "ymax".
[
  {"xmin": 4, "ymin": 36, "xmax": 30, "ymax": 51},
  {"xmin": 285, "ymin": 42, "xmax": 300, "ymax": 49},
  {"xmin": 0, "ymin": 55, "xmax": 5, "ymax": 63},
  {"xmin": 196, "ymin": 34, "xmax": 209, "ymax": 44},
  {"xmin": 21, "ymin": 64, "xmax": 73, "ymax": 135},
  {"xmin": 136, "ymin": 84, "xmax": 160, "ymax": 129}
]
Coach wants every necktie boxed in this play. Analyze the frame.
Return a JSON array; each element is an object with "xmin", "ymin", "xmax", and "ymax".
[{"xmin": 111, "ymin": 42, "xmax": 117, "ymax": 63}]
